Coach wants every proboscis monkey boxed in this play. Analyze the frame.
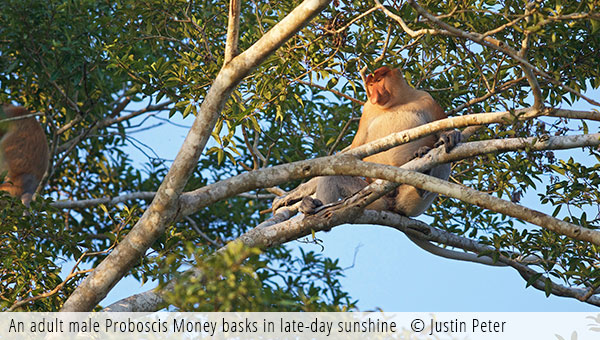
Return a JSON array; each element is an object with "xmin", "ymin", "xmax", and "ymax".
[
  {"xmin": 0, "ymin": 104, "xmax": 49, "ymax": 206},
  {"xmin": 272, "ymin": 66, "xmax": 460, "ymax": 216}
]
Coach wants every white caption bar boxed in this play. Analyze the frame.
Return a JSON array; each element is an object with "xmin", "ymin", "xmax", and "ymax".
[{"xmin": 1, "ymin": 312, "xmax": 599, "ymax": 339}]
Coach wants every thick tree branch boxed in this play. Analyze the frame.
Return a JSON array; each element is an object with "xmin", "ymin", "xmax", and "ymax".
[
  {"xmin": 178, "ymin": 131, "xmax": 600, "ymax": 242},
  {"xmin": 51, "ymin": 111, "xmax": 599, "ymax": 210},
  {"xmin": 345, "ymin": 107, "xmax": 599, "ymax": 160},
  {"xmin": 60, "ymin": 0, "xmax": 333, "ymax": 312},
  {"xmin": 325, "ymin": 159, "xmax": 600, "ymax": 245},
  {"xmin": 224, "ymin": 0, "xmax": 241, "ymax": 64},
  {"xmin": 364, "ymin": 212, "xmax": 600, "ymax": 306},
  {"xmin": 102, "ymin": 125, "xmax": 600, "ymax": 311}
]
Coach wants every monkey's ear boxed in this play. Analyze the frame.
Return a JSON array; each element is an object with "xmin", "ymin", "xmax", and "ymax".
[{"xmin": 365, "ymin": 74, "xmax": 374, "ymax": 98}]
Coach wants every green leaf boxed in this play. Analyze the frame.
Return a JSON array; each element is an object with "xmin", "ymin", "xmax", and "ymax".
[
  {"xmin": 591, "ymin": 19, "xmax": 600, "ymax": 34},
  {"xmin": 544, "ymin": 277, "xmax": 553, "ymax": 297}
]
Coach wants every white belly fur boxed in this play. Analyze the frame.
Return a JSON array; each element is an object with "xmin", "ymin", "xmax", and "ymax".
[{"xmin": 362, "ymin": 110, "xmax": 436, "ymax": 166}]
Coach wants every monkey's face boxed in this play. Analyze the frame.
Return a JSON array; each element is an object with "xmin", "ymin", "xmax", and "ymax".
[{"xmin": 365, "ymin": 67, "xmax": 404, "ymax": 109}]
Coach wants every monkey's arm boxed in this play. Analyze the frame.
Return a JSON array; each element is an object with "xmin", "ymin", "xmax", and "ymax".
[{"xmin": 349, "ymin": 110, "xmax": 373, "ymax": 149}]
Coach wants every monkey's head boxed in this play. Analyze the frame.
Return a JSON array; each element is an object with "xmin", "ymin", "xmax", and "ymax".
[
  {"xmin": 0, "ymin": 104, "xmax": 30, "ymax": 137},
  {"xmin": 365, "ymin": 66, "xmax": 409, "ymax": 109}
]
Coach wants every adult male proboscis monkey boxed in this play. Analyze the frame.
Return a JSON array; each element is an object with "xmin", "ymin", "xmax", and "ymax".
[
  {"xmin": 272, "ymin": 66, "xmax": 461, "ymax": 216},
  {"xmin": 0, "ymin": 104, "xmax": 49, "ymax": 206}
]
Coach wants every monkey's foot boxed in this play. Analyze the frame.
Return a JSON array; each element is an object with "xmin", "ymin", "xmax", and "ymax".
[
  {"xmin": 299, "ymin": 197, "xmax": 323, "ymax": 215},
  {"xmin": 434, "ymin": 129, "xmax": 462, "ymax": 153},
  {"xmin": 272, "ymin": 195, "xmax": 300, "ymax": 213}
]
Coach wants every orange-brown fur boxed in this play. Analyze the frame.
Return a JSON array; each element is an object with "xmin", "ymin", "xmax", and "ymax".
[
  {"xmin": 348, "ymin": 66, "xmax": 451, "ymax": 215},
  {"xmin": 0, "ymin": 104, "xmax": 49, "ymax": 205},
  {"xmin": 272, "ymin": 66, "xmax": 458, "ymax": 216}
]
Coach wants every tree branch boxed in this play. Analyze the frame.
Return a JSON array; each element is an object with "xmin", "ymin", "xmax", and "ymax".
[
  {"xmin": 51, "ymin": 110, "xmax": 599, "ymax": 211},
  {"xmin": 178, "ymin": 132, "xmax": 600, "ymax": 243},
  {"xmin": 296, "ymin": 79, "xmax": 364, "ymax": 105},
  {"xmin": 60, "ymin": 0, "xmax": 333, "ymax": 312},
  {"xmin": 104, "ymin": 205, "xmax": 600, "ymax": 312},
  {"xmin": 51, "ymin": 192, "xmax": 155, "ymax": 209},
  {"xmin": 224, "ymin": 0, "xmax": 241, "ymax": 64}
]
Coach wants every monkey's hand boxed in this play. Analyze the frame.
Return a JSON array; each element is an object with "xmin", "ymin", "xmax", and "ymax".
[
  {"xmin": 434, "ymin": 129, "xmax": 462, "ymax": 153},
  {"xmin": 299, "ymin": 197, "xmax": 323, "ymax": 215},
  {"xmin": 413, "ymin": 145, "xmax": 432, "ymax": 158}
]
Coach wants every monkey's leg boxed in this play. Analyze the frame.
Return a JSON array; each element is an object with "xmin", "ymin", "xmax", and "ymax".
[
  {"xmin": 314, "ymin": 176, "xmax": 367, "ymax": 205},
  {"xmin": 0, "ymin": 173, "xmax": 37, "ymax": 206},
  {"xmin": 392, "ymin": 163, "xmax": 450, "ymax": 216},
  {"xmin": 274, "ymin": 176, "xmax": 369, "ymax": 215},
  {"xmin": 272, "ymin": 177, "xmax": 320, "ymax": 213},
  {"xmin": 16, "ymin": 173, "xmax": 39, "ymax": 206},
  {"xmin": 302, "ymin": 176, "xmax": 380, "ymax": 214}
]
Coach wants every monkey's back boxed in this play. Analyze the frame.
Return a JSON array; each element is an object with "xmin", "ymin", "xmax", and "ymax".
[{"xmin": 0, "ymin": 105, "xmax": 49, "ymax": 182}]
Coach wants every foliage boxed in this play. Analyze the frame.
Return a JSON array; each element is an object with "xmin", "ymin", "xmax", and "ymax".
[
  {"xmin": 162, "ymin": 241, "xmax": 355, "ymax": 311},
  {"xmin": 0, "ymin": 0, "xmax": 599, "ymax": 310},
  {"xmin": 0, "ymin": 195, "xmax": 72, "ymax": 311}
]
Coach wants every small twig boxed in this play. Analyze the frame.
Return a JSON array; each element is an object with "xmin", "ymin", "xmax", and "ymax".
[
  {"xmin": 328, "ymin": 116, "xmax": 360, "ymax": 155},
  {"xmin": 185, "ymin": 216, "xmax": 221, "ymax": 248},
  {"xmin": 373, "ymin": 23, "xmax": 393, "ymax": 64},
  {"xmin": 324, "ymin": 6, "xmax": 380, "ymax": 34},
  {"xmin": 0, "ymin": 111, "xmax": 44, "ymax": 125},
  {"xmin": 237, "ymin": 192, "xmax": 275, "ymax": 200},
  {"xmin": 7, "ymin": 242, "xmax": 118, "ymax": 311},
  {"xmin": 448, "ymin": 76, "xmax": 526, "ymax": 115},
  {"xmin": 482, "ymin": 13, "xmax": 529, "ymax": 38},
  {"xmin": 375, "ymin": 0, "xmax": 447, "ymax": 38},
  {"xmin": 296, "ymin": 79, "xmax": 364, "ymax": 105},
  {"xmin": 101, "ymin": 101, "xmax": 172, "ymax": 127},
  {"xmin": 242, "ymin": 123, "xmax": 260, "ymax": 170}
]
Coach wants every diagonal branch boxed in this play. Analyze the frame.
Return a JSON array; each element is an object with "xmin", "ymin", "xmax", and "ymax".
[
  {"xmin": 60, "ymin": 0, "xmax": 334, "ymax": 312},
  {"xmin": 51, "ymin": 109, "xmax": 600, "ymax": 211},
  {"xmin": 172, "ymin": 131, "xmax": 600, "ymax": 244},
  {"xmin": 104, "ymin": 205, "xmax": 600, "ymax": 312},
  {"xmin": 363, "ymin": 212, "xmax": 599, "ymax": 305}
]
